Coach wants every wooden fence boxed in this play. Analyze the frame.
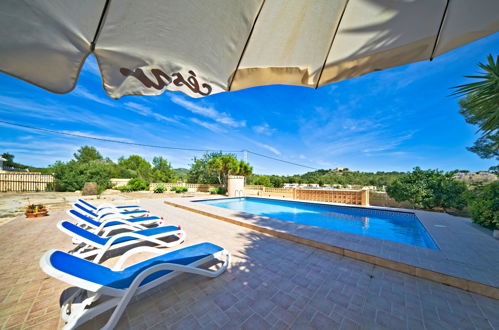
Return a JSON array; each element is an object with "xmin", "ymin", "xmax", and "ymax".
[
  {"xmin": 0, "ymin": 172, "xmax": 54, "ymax": 192},
  {"xmin": 245, "ymin": 186, "xmax": 369, "ymax": 206}
]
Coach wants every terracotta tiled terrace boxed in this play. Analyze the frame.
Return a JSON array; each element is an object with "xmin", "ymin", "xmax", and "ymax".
[{"xmin": 0, "ymin": 198, "xmax": 498, "ymax": 329}]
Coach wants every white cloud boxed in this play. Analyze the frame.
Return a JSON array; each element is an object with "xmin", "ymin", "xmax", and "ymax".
[
  {"xmin": 124, "ymin": 102, "xmax": 179, "ymax": 124},
  {"xmin": 0, "ymin": 95, "xmax": 106, "ymax": 128},
  {"xmin": 258, "ymin": 143, "xmax": 281, "ymax": 155},
  {"xmin": 170, "ymin": 95, "xmax": 245, "ymax": 128},
  {"xmin": 72, "ymin": 86, "xmax": 117, "ymax": 107},
  {"xmin": 252, "ymin": 123, "xmax": 275, "ymax": 136},
  {"xmin": 190, "ymin": 118, "xmax": 224, "ymax": 133},
  {"xmin": 362, "ymin": 132, "xmax": 415, "ymax": 153},
  {"xmin": 60, "ymin": 130, "xmax": 134, "ymax": 143}
]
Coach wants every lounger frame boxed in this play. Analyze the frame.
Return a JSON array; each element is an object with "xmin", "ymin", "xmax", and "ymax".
[
  {"xmin": 57, "ymin": 221, "xmax": 185, "ymax": 263},
  {"xmin": 66, "ymin": 210, "xmax": 162, "ymax": 237},
  {"xmin": 40, "ymin": 247, "xmax": 230, "ymax": 330},
  {"xmin": 72, "ymin": 203, "xmax": 150, "ymax": 221},
  {"xmin": 78, "ymin": 199, "xmax": 141, "ymax": 212}
]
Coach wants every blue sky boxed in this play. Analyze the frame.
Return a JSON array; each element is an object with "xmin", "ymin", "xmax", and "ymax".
[{"xmin": 0, "ymin": 33, "xmax": 498, "ymax": 175}]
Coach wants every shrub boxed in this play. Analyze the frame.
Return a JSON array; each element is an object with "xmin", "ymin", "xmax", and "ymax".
[
  {"xmin": 387, "ymin": 167, "xmax": 467, "ymax": 210},
  {"xmin": 465, "ymin": 181, "xmax": 499, "ymax": 229},
  {"xmin": 128, "ymin": 178, "xmax": 150, "ymax": 191},
  {"xmin": 210, "ymin": 187, "xmax": 227, "ymax": 195},
  {"xmin": 51, "ymin": 160, "xmax": 112, "ymax": 192},
  {"xmin": 153, "ymin": 184, "xmax": 166, "ymax": 193},
  {"xmin": 117, "ymin": 185, "xmax": 133, "ymax": 192},
  {"xmin": 171, "ymin": 186, "xmax": 188, "ymax": 193}
]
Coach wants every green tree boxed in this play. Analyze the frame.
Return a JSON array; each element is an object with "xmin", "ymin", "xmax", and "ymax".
[
  {"xmin": 207, "ymin": 154, "xmax": 239, "ymax": 185},
  {"xmin": 252, "ymin": 175, "xmax": 271, "ymax": 187},
  {"xmin": 151, "ymin": 156, "xmax": 176, "ymax": 182},
  {"xmin": 173, "ymin": 168, "xmax": 189, "ymax": 182},
  {"xmin": 1, "ymin": 153, "xmax": 15, "ymax": 167},
  {"xmin": 188, "ymin": 152, "xmax": 252, "ymax": 185},
  {"xmin": 237, "ymin": 160, "xmax": 253, "ymax": 177},
  {"xmin": 117, "ymin": 155, "xmax": 152, "ymax": 179},
  {"xmin": 73, "ymin": 146, "xmax": 103, "ymax": 163},
  {"xmin": 188, "ymin": 152, "xmax": 222, "ymax": 184},
  {"xmin": 452, "ymin": 54, "xmax": 499, "ymax": 161}
]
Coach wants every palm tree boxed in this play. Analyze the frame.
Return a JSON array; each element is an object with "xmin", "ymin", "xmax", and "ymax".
[{"xmin": 452, "ymin": 54, "xmax": 498, "ymax": 161}]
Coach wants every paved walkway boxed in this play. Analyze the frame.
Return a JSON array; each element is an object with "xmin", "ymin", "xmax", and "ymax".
[
  {"xmin": 0, "ymin": 198, "xmax": 498, "ymax": 329},
  {"xmin": 169, "ymin": 196, "xmax": 499, "ymax": 299}
]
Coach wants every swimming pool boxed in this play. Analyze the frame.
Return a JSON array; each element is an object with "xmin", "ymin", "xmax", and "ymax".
[{"xmin": 196, "ymin": 197, "xmax": 438, "ymax": 249}]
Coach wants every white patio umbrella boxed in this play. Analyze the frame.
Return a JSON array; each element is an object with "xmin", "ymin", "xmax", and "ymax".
[{"xmin": 0, "ymin": 0, "xmax": 498, "ymax": 99}]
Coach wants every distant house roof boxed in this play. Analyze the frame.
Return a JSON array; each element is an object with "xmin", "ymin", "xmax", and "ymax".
[{"xmin": 0, "ymin": 157, "xmax": 6, "ymax": 161}]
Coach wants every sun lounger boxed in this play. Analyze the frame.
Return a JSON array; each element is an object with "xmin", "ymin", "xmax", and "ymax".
[
  {"xmin": 58, "ymin": 220, "xmax": 185, "ymax": 263},
  {"xmin": 40, "ymin": 242, "xmax": 230, "ymax": 330},
  {"xmin": 78, "ymin": 198, "xmax": 141, "ymax": 212},
  {"xmin": 73, "ymin": 203, "xmax": 150, "ymax": 221},
  {"xmin": 66, "ymin": 210, "xmax": 163, "ymax": 237}
]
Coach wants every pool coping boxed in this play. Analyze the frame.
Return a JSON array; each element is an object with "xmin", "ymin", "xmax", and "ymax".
[{"xmin": 165, "ymin": 196, "xmax": 499, "ymax": 300}]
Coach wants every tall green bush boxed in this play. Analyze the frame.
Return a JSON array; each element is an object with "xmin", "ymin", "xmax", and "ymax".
[
  {"xmin": 127, "ymin": 178, "xmax": 150, "ymax": 191},
  {"xmin": 465, "ymin": 181, "xmax": 499, "ymax": 229},
  {"xmin": 51, "ymin": 160, "xmax": 112, "ymax": 192},
  {"xmin": 386, "ymin": 167, "xmax": 467, "ymax": 210}
]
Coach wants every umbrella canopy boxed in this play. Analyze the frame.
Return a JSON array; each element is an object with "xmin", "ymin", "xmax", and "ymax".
[{"xmin": 1, "ymin": 0, "xmax": 498, "ymax": 99}]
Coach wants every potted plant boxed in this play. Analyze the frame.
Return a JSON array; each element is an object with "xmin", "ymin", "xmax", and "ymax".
[{"xmin": 25, "ymin": 204, "xmax": 48, "ymax": 218}]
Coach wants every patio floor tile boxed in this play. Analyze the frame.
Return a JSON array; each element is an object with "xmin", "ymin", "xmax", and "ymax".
[{"xmin": 0, "ymin": 198, "xmax": 497, "ymax": 329}]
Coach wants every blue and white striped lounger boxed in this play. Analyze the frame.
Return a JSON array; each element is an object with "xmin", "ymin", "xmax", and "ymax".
[
  {"xmin": 58, "ymin": 221, "xmax": 185, "ymax": 263},
  {"xmin": 40, "ymin": 243, "xmax": 230, "ymax": 330},
  {"xmin": 67, "ymin": 209, "xmax": 163, "ymax": 236},
  {"xmin": 78, "ymin": 198, "xmax": 141, "ymax": 212},
  {"xmin": 73, "ymin": 202, "xmax": 150, "ymax": 220}
]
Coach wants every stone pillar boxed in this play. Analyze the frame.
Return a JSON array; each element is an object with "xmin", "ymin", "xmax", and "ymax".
[
  {"xmin": 227, "ymin": 175, "xmax": 245, "ymax": 197},
  {"xmin": 361, "ymin": 189, "xmax": 370, "ymax": 206}
]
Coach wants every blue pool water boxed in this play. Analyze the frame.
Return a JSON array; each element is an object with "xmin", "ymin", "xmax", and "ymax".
[{"xmin": 196, "ymin": 197, "xmax": 438, "ymax": 249}]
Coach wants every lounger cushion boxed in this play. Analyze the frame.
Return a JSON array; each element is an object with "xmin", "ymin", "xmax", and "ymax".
[
  {"xmin": 49, "ymin": 243, "xmax": 223, "ymax": 289},
  {"xmin": 61, "ymin": 221, "xmax": 180, "ymax": 246},
  {"xmin": 75, "ymin": 203, "xmax": 147, "ymax": 218},
  {"xmin": 74, "ymin": 204, "xmax": 99, "ymax": 218},
  {"xmin": 78, "ymin": 199, "xmax": 140, "ymax": 211},
  {"xmin": 62, "ymin": 221, "xmax": 108, "ymax": 245},
  {"xmin": 69, "ymin": 210, "xmax": 159, "ymax": 228},
  {"xmin": 99, "ymin": 210, "xmax": 147, "ymax": 218}
]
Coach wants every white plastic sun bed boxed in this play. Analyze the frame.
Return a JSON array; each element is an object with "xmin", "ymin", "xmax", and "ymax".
[
  {"xmin": 58, "ymin": 220, "xmax": 185, "ymax": 263},
  {"xmin": 78, "ymin": 198, "xmax": 141, "ymax": 212},
  {"xmin": 40, "ymin": 243, "xmax": 230, "ymax": 330},
  {"xmin": 67, "ymin": 209, "xmax": 163, "ymax": 236},
  {"xmin": 73, "ymin": 202, "xmax": 150, "ymax": 221}
]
